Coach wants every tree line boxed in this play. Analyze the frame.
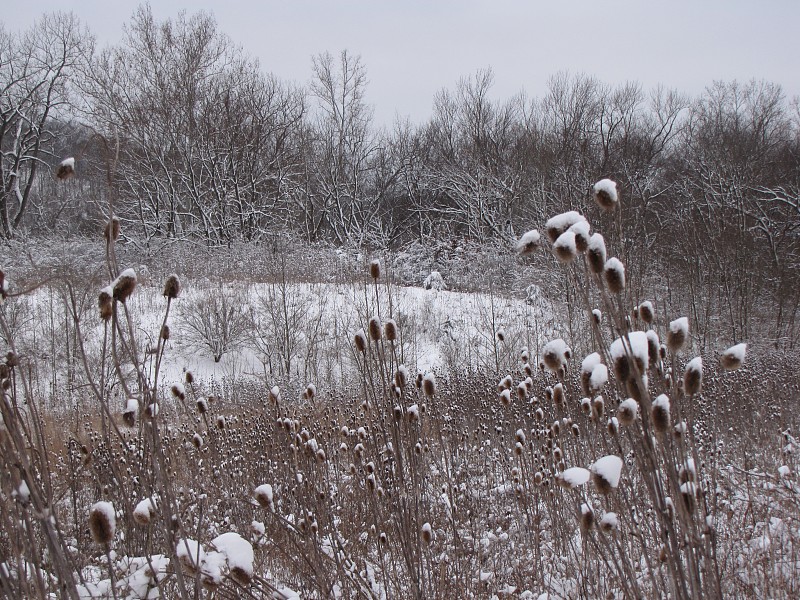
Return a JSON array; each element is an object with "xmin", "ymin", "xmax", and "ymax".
[{"xmin": 2, "ymin": 8, "xmax": 799, "ymax": 345}]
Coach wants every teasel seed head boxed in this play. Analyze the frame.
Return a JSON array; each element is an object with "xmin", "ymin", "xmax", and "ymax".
[
  {"xmin": 57, "ymin": 157, "xmax": 76, "ymax": 180},
  {"xmin": 368, "ymin": 317, "xmax": 381, "ymax": 341},
  {"xmin": 604, "ymin": 258, "xmax": 625, "ymax": 294},
  {"xmin": 112, "ymin": 269, "xmax": 137, "ymax": 303},
  {"xmin": 651, "ymin": 394, "xmax": 671, "ymax": 433},
  {"xmin": 369, "ymin": 259, "xmax": 381, "ymax": 279},
  {"xmin": 160, "ymin": 324, "xmax": 170, "ymax": 341},
  {"xmin": 384, "ymin": 319, "xmax": 398, "ymax": 341},
  {"xmin": 683, "ymin": 357, "xmax": 703, "ymax": 396},
  {"xmin": 516, "ymin": 230, "xmax": 541, "ymax": 255},
  {"xmin": 617, "ymin": 398, "xmax": 638, "ymax": 426},
  {"xmin": 104, "ymin": 217, "xmax": 120, "ymax": 242},
  {"xmin": 580, "ymin": 503, "xmax": 595, "ymax": 533},
  {"xmin": 163, "ymin": 274, "xmax": 181, "ymax": 299},
  {"xmin": 593, "ymin": 178, "xmax": 618, "ymax": 211},
  {"xmin": 638, "ymin": 301, "xmax": 654, "ymax": 324},
  {"xmin": 667, "ymin": 317, "xmax": 689, "ymax": 353},
  {"xmin": 586, "ymin": 233, "xmax": 607, "ymax": 274},
  {"xmin": 98, "ymin": 287, "xmax": 113, "ymax": 321},
  {"xmin": 354, "ymin": 329, "xmax": 367, "ymax": 353},
  {"xmin": 88, "ymin": 501, "xmax": 116, "ymax": 545},
  {"xmin": 422, "ymin": 373, "xmax": 437, "ymax": 397},
  {"xmin": 421, "ymin": 522, "xmax": 433, "ymax": 544},
  {"xmin": 720, "ymin": 343, "xmax": 746, "ymax": 371}
]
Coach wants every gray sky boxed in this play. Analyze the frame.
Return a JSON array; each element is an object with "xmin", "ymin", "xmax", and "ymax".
[{"xmin": 13, "ymin": 0, "xmax": 800, "ymax": 125}]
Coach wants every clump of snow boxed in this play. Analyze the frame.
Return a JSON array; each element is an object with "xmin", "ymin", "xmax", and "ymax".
[
  {"xmin": 581, "ymin": 352, "xmax": 602, "ymax": 375},
  {"xmin": 557, "ymin": 467, "xmax": 591, "ymax": 488},
  {"xmin": 516, "ymin": 229, "xmax": 541, "ymax": 255},
  {"xmin": 721, "ymin": 343, "xmax": 747, "ymax": 370}
]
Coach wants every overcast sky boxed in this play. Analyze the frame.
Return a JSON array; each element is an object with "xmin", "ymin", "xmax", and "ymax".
[{"xmin": 12, "ymin": 1, "xmax": 800, "ymax": 125}]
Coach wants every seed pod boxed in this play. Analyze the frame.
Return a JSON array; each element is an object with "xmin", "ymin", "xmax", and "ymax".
[
  {"xmin": 604, "ymin": 258, "xmax": 625, "ymax": 294},
  {"xmin": 586, "ymin": 234, "xmax": 607, "ymax": 274},
  {"xmin": 56, "ymin": 157, "xmax": 76, "ymax": 180},
  {"xmin": 112, "ymin": 269, "xmax": 137, "ymax": 303},
  {"xmin": 617, "ymin": 399, "xmax": 638, "ymax": 426},
  {"xmin": 384, "ymin": 319, "xmax": 398, "ymax": 341},
  {"xmin": 593, "ymin": 179, "xmax": 618, "ymax": 211},
  {"xmin": 98, "ymin": 287, "xmax": 113, "ymax": 321},
  {"xmin": 667, "ymin": 317, "xmax": 689, "ymax": 353},
  {"xmin": 88, "ymin": 501, "xmax": 116, "ymax": 544},
  {"xmin": 580, "ymin": 503, "xmax": 595, "ymax": 533},
  {"xmin": 368, "ymin": 317, "xmax": 381, "ymax": 341},
  {"xmin": 161, "ymin": 325, "xmax": 170, "ymax": 340},
  {"xmin": 422, "ymin": 373, "xmax": 437, "ymax": 397},
  {"xmin": 516, "ymin": 230, "xmax": 541, "ymax": 255},
  {"xmin": 638, "ymin": 301, "xmax": 654, "ymax": 324},
  {"xmin": 163, "ymin": 274, "xmax": 181, "ymax": 299},
  {"xmin": 651, "ymin": 394, "xmax": 671, "ymax": 433},
  {"xmin": 421, "ymin": 522, "xmax": 433, "ymax": 544},
  {"xmin": 369, "ymin": 259, "xmax": 381, "ymax": 279},
  {"xmin": 683, "ymin": 357, "xmax": 702, "ymax": 395},
  {"xmin": 354, "ymin": 329, "xmax": 367, "ymax": 353},
  {"xmin": 104, "ymin": 217, "xmax": 120, "ymax": 242},
  {"xmin": 720, "ymin": 343, "xmax": 746, "ymax": 371},
  {"xmin": 553, "ymin": 231, "xmax": 577, "ymax": 263}
]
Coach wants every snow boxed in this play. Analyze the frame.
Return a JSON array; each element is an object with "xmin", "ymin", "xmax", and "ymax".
[
  {"xmin": 618, "ymin": 398, "xmax": 638, "ymax": 419},
  {"xmin": 516, "ymin": 229, "xmax": 541, "ymax": 254},
  {"xmin": 604, "ymin": 257, "xmax": 625, "ymax": 289},
  {"xmin": 60, "ymin": 157, "xmax": 75, "ymax": 169},
  {"xmin": 423, "ymin": 270, "xmax": 446, "ymax": 291},
  {"xmin": 557, "ymin": 467, "xmax": 591, "ymax": 488},
  {"xmin": 590, "ymin": 455, "xmax": 623, "ymax": 489}
]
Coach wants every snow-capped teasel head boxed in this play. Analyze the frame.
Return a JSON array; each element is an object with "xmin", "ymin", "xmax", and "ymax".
[
  {"xmin": 369, "ymin": 259, "xmax": 381, "ymax": 279},
  {"xmin": 592, "ymin": 308, "xmax": 602, "ymax": 325},
  {"xmin": 720, "ymin": 343, "xmax": 746, "ymax": 371},
  {"xmin": 593, "ymin": 178, "xmax": 618, "ymax": 211},
  {"xmin": 586, "ymin": 233, "xmax": 607, "ymax": 274},
  {"xmin": 580, "ymin": 502, "xmax": 595, "ymax": 532},
  {"xmin": 516, "ymin": 229, "xmax": 541, "ymax": 255},
  {"xmin": 638, "ymin": 301, "xmax": 654, "ymax": 324},
  {"xmin": 667, "ymin": 317, "xmax": 689, "ymax": 352},
  {"xmin": 683, "ymin": 357, "xmax": 703, "ymax": 395},
  {"xmin": 421, "ymin": 522, "xmax": 434, "ymax": 544},
  {"xmin": 57, "ymin": 156, "xmax": 76, "ymax": 180},
  {"xmin": 133, "ymin": 497, "xmax": 157, "ymax": 525},
  {"xmin": 212, "ymin": 532, "xmax": 254, "ymax": 585},
  {"xmin": 604, "ymin": 257, "xmax": 625, "ymax": 293},
  {"xmin": 163, "ymin": 274, "xmax": 181, "ymax": 299},
  {"xmin": 422, "ymin": 372, "xmax": 437, "ymax": 396},
  {"xmin": 580, "ymin": 352, "xmax": 602, "ymax": 395},
  {"xmin": 651, "ymin": 394, "xmax": 671, "ymax": 433},
  {"xmin": 590, "ymin": 455, "xmax": 623, "ymax": 494},
  {"xmin": 609, "ymin": 331, "xmax": 649, "ymax": 384},
  {"xmin": 88, "ymin": 501, "xmax": 116, "ymax": 544},
  {"xmin": 553, "ymin": 230, "xmax": 577, "ymax": 263},
  {"xmin": 617, "ymin": 398, "xmax": 639, "ymax": 426},
  {"xmin": 541, "ymin": 338, "xmax": 572, "ymax": 373},
  {"xmin": 569, "ymin": 220, "xmax": 591, "ymax": 253},
  {"xmin": 645, "ymin": 330, "xmax": 660, "ymax": 365},
  {"xmin": 545, "ymin": 211, "xmax": 586, "ymax": 243},
  {"xmin": 112, "ymin": 268, "xmax": 137, "ymax": 303},
  {"xmin": 556, "ymin": 467, "xmax": 590, "ymax": 489},
  {"xmin": 599, "ymin": 512, "xmax": 619, "ymax": 533}
]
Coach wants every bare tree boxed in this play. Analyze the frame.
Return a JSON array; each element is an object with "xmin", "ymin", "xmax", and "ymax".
[{"xmin": 0, "ymin": 13, "xmax": 91, "ymax": 238}]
